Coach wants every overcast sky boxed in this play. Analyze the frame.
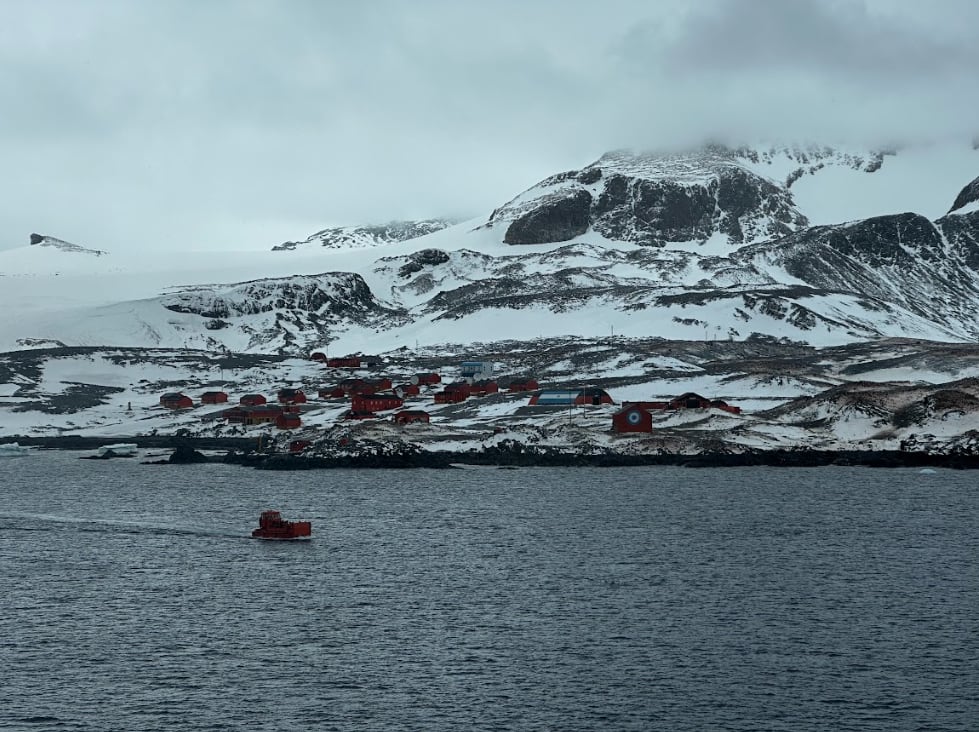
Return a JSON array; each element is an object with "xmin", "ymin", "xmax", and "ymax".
[{"xmin": 2, "ymin": 0, "xmax": 977, "ymax": 252}]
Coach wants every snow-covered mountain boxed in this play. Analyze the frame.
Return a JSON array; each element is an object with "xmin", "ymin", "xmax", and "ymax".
[
  {"xmin": 271, "ymin": 219, "xmax": 458, "ymax": 251},
  {"xmin": 5, "ymin": 139, "xmax": 979, "ymax": 453},
  {"xmin": 29, "ymin": 233, "xmax": 107, "ymax": 256},
  {"xmin": 0, "ymin": 140, "xmax": 977, "ymax": 358}
]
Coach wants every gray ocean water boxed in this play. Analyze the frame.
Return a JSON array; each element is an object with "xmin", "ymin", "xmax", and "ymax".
[{"xmin": 1, "ymin": 452, "xmax": 977, "ymax": 731}]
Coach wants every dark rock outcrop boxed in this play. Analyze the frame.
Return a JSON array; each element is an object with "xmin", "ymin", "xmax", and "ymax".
[
  {"xmin": 496, "ymin": 148, "xmax": 808, "ymax": 248},
  {"xmin": 397, "ymin": 248, "xmax": 451, "ymax": 277},
  {"xmin": 949, "ymin": 176, "xmax": 979, "ymax": 214},
  {"xmin": 504, "ymin": 190, "xmax": 592, "ymax": 244}
]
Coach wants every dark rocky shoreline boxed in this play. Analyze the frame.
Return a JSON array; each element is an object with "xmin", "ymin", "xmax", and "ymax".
[
  {"xmin": 241, "ymin": 449, "xmax": 979, "ymax": 470},
  {"xmin": 5, "ymin": 436, "xmax": 979, "ymax": 469}
]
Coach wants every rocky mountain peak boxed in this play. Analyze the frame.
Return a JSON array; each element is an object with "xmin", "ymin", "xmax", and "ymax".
[
  {"xmin": 948, "ymin": 176, "xmax": 979, "ymax": 214},
  {"xmin": 491, "ymin": 145, "xmax": 809, "ymax": 248},
  {"xmin": 29, "ymin": 233, "xmax": 107, "ymax": 256}
]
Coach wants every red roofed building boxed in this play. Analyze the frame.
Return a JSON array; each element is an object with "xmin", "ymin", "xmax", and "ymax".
[
  {"xmin": 411, "ymin": 372, "xmax": 441, "ymax": 386},
  {"xmin": 200, "ymin": 391, "xmax": 228, "ymax": 405},
  {"xmin": 327, "ymin": 356, "xmax": 361, "ymax": 368},
  {"xmin": 161, "ymin": 392, "xmax": 194, "ymax": 409},
  {"xmin": 352, "ymin": 393, "xmax": 404, "ymax": 413},
  {"xmin": 223, "ymin": 405, "xmax": 283, "ymax": 425},
  {"xmin": 240, "ymin": 394, "xmax": 267, "ymax": 407},
  {"xmin": 434, "ymin": 382, "xmax": 470, "ymax": 403},
  {"xmin": 612, "ymin": 405, "xmax": 653, "ymax": 433},
  {"xmin": 275, "ymin": 412, "xmax": 302, "ymax": 430},
  {"xmin": 469, "ymin": 380, "xmax": 499, "ymax": 395},
  {"xmin": 507, "ymin": 379, "xmax": 539, "ymax": 392}
]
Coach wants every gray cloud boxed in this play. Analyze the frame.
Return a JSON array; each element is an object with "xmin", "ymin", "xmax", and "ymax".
[{"xmin": 0, "ymin": 0, "xmax": 975, "ymax": 252}]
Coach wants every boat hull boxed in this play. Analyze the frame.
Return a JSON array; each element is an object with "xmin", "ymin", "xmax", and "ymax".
[{"xmin": 250, "ymin": 512, "xmax": 312, "ymax": 540}]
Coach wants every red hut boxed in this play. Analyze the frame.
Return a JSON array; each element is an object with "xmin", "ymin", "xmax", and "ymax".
[
  {"xmin": 411, "ymin": 372, "xmax": 441, "ymax": 386},
  {"xmin": 161, "ymin": 392, "xmax": 194, "ymax": 409},
  {"xmin": 612, "ymin": 405, "xmax": 653, "ymax": 433},
  {"xmin": 668, "ymin": 392, "xmax": 711, "ymax": 410},
  {"xmin": 622, "ymin": 401, "xmax": 669, "ymax": 411},
  {"xmin": 289, "ymin": 439, "xmax": 312, "ymax": 454},
  {"xmin": 223, "ymin": 405, "xmax": 283, "ymax": 425},
  {"xmin": 710, "ymin": 399, "xmax": 742, "ymax": 415},
  {"xmin": 275, "ymin": 412, "xmax": 302, "ymax": 430},
  {"xmin": 434, "ymin": 382, "xmax": 470, "ymax": 404},
  {"xmin": 469, "ymin": 379, "xmax": 499, "ymax": 395},
  {"xmin": 327, "ymin": 356, "xmax": 361, "ymax": 368},
  {"xmin": 200, "ymin": 390, "xmax": 229, "ymax": 405},
  {"xmin": 393, "ymin": 409, "xmax": 431, "ymax": 425},
  {"xmin": 352, "ymin": 393, "xmax": 404, "ymax": 413},
  {"xmin": 240, "ymin": 394, "xmax": 267, "ymax": 407},
  {"xmin": 360, "ymin": 377, "xmax": 392, "ymax": 393},
  {"xmin": 277, "ymin": 388, "xmax": 307, "ymax": 405},
  {"xmin": 507, "ymin": 378, "xmax": 539, "ymax": 392},
  {"xmin": 528, "ymin": 388, "xmax": 613, "ymax": 406},
  {"xmin": 310, "ymin": 351, "xmax": 327, "ymax": 362}
]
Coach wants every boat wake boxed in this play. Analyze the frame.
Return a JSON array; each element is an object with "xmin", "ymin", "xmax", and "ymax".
[{"xmin": 0, "ymin": 511, "xmax": 245, "ymax": 539}]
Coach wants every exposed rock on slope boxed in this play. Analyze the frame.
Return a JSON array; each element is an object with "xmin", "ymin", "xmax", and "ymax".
[
  {"xmin": 272, "ymin": 219, "xmax": 457, "ymax": 251},
  {"xmin": 160, "ymin": 273, "xmax": 408, "ymax": 353},
  {"xmin": 491, "ymin": 146, "xmax": 809, "ymax": 247},
  {"xmin": 948, "ymin": 175, "xmax": 979, "ymax": 214},
  {"xmin": 736, "ymin": 211, "xmax": 979, "ymax": 337}
]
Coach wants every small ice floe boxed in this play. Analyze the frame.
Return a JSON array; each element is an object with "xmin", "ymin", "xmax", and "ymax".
[
  {"xmin": 918, "ymin": 468, "xmax": 938, "ymax": 474},
  {"xmin": 96, "ymin": 443, "xmax": 139, "ymax": 458}
]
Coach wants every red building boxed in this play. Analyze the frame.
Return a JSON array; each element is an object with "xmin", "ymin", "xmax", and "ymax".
[
  {"xmin": 161, "ymin": 392, "xmax": 194, "ymax": 409},
  {"xmin": 289, "ymin": 439, "xmax": 312, "ymax": 453},
  {"xmin": 622, "ymin": 401, "xmax": 669, "ymax": 411},
  {"xmin": 434, "ymin": 382, "xmax": 470, "ymax": 403},
  {"xmin": 223, "ymin": 405, "xmax": 283, "ymax": 425},
  {"xmin": 411, "ymin": 372, "xmax": 441, "ymax": 386},
  {"xmin": 310, "ymin": 351, "xmax": 327, "ymax": 362},
  {"xmin": 275, "ymin": 413, "xmax": 302, "ymax": 430},
  {"xmin": 710, "ymin": 400, "xmax": 742, "ymax": 415},
  {"xmin": 240, "ymin": 394, "xmax": 267, "ymax": 407},
  {"xmin": 393, "ymin": 409, "xmax": 430, "ymax": 425},
  {"xmin": 623, "ymin": 395, "xmax": 742, "ymax": 415},
  {"xmin": 394, "ymin": 383, "xmax": 421, "ymax": 397},
  {"xmin": 277, "ymin": 388, "xmax": 307, "ymax": 404},
  {"xmin": 668, "ymin": 392, "xmax": 712, "ymax": 409},
  {"xmin": 507, "ymin": 379, "xmax": 539, "ymax": 392},
  {"xmin": 528, "ymin": 388, "xmax": 614, "ymax": 406},
  {"xmin": 358, "ymin": 377, "xmax": 393, "ymax": 394},
  {"xmin": 469, "ymin": 380, "xmax": 499, "ymax": 395},
  {"xmin": 327, "ymin": 356, "xmax": 361, "ymax": 368},
  {"xmin": 612, "ymin": 405, "xmax": 653, "ymax": 433},
  {"xmin": 352, "ymin": 393, "xmax": 404, "ymax": 413},
  {"xmin": 200, "ymin": 391, "xmax": 228, "ymax": 405}
]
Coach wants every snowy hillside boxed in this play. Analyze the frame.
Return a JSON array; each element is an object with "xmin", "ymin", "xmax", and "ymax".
[
  {"xmin": 271, "ymin": 219, "xmax": 458, "ymax": 251},
  {"xmin": 7, "ymin": 338, "xmax": 979, "ymax": 459},
  {"xmin": 0, "ymin": 141, "xmax": 978, "ymax": 360}
]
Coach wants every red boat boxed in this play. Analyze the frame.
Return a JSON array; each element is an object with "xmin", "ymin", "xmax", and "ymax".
[{"xmin": 251, "ymin": 510, "xmax": 312, "ymax": 540}]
